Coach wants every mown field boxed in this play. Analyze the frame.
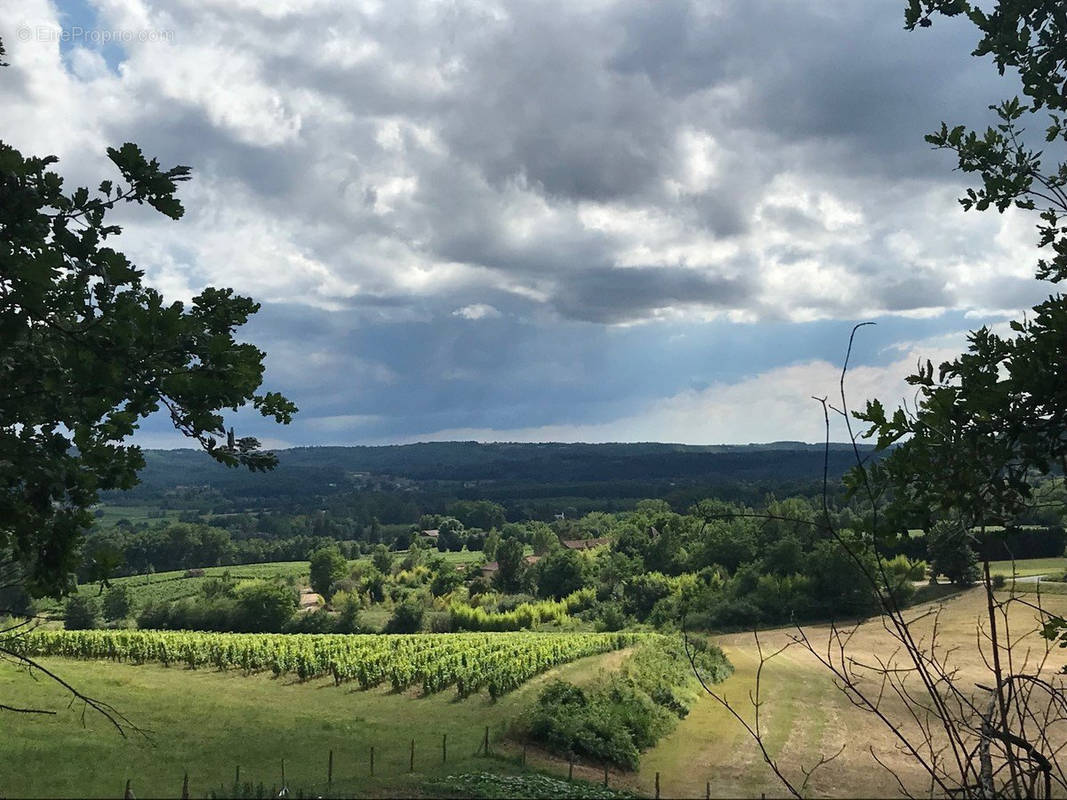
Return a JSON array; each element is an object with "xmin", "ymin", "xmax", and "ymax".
[
  {"xmin": 622, "ymin": 587, "xmax": 1067, "ymax": 798},
  {"xmin": 989, "ymin": 556, "xmax": 1067, "ymax": 578}
]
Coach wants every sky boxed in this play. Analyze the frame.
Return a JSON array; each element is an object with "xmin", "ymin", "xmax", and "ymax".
[{"xmin": 0, "ymin": 0, "xmax": 1052, "ymax": 447}]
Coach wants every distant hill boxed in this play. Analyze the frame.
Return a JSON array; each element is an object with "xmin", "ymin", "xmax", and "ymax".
[{"xmin": 108, "ymin": 441, "xmax": 874, "ymax": 513}]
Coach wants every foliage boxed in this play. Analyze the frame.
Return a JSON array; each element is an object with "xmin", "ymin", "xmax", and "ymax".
[
  {"xmin": 536, "ymin": 549, "xmax": 587, "ymax": 600},
  {"xmin": 926, "ymin": 520, "xmax": 980, "ymax": 586},
  {"xmin": 308, "ymin": 546, "xmax": 347, "ymax": 598},
  {"xmin": 63, "ymin": 594, "xmax": 101, "ymax": 630},
  {"xmin": 102, "ymin": 584, "xmax": 133, "ymax": 622},
  {"xmin": 0, "ymin": 138, "xmax": 295, "ymax": 600},
  {"xmin": 233, "ymin": 581, "xmax": 298, "ymax": 633},
  {"xmin": 857, "ymin": 1, "xmax": 1067, "ymax": 539},
  {"xmin": 370, "ymin": 543, "xmax": 393, "ymax": 575},
  {"xmin": 494, "ymin": 538, "xmax": 526, "ymax": 592},
  {"xmin": 450, "ymin": 589, "xmax": 595, "ymax": 632},
  {"xmin": 427, "ymin": 772, "xmax": 637, "ymax": 799},
  {"xmin": 521, "ymin": 639, "xmax": 731, "ymax": 769},
  {"xmin": 7, "ymin": 629, "xmax": 645, "ymax": 697},
  {"xmin": 384, "ymin": 598, "xmax": 425, "ymax": 633}
]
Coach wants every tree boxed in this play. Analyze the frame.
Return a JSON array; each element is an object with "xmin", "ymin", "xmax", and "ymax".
[
  {"xmin": 0, "ymin": 122, "xmax": 296, "ymax": 603},
  {"xmin": 63, "ymin": 595, "xmax": 100, "ymax": 630},
  {"xmin": 447, "ymin": 500, "xmax": 506, "ymax": 531},
  {"xmin": 435, "ymin": 517, "xmax": 465, "ymax": 552},
  {"xmin": 536, "ymin": 549, "xmax": 586, "ymax": 600},
  {"xmin": 384, "ymin": 598, "xmax": 424, "ymax": 633},
  {"xmin": 530, "ymin": 524, "xmax": 560, "ymax": 556},
  {"xmin": 926, "ymin": 519, "xmax": 980, "ymax": 586},
  {"xmin": 102, "ymin": 584, "xmax": 134, "ymax": 622},
  {"xmin": 494, "ymin": 537, "xmax": 525, "ymax": 592},
  {"xmin": 483, "ymin": 528, "xmax": 501, "ymax": 561},
  {"xmin": 309, "ymin": 546, "xmax": 347, "ymax": 599},
  {"xmin": 695, "ymin": 5, "xmax": 1067, "ymax": 788},
  {"xmin": 370, "ymin": 543, "xmax": 393, "ymax": 575},
  {"xmin": 233, "ymin": 581, "xmax": 297, "ymax": 633}
]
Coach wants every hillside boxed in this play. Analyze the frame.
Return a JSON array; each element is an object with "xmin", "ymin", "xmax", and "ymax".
[{"xmin": 108, "ymin": 441, "xmax": 873, "ymax": 513}]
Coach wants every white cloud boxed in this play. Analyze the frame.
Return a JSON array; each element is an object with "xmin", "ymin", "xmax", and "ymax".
[{"xmin": 452, "ymin": 303, "xmax": 502, "ymax": 320}]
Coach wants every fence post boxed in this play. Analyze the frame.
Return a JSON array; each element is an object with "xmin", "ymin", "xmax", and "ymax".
[
  {"xmin": 442, "ymin": 733, "xmax": 447, "ymax": 764},
  {"xmin": 706, "ymin": 780, "xmax": 711, "ymax": 799},
  {"xmin": 124, "ymin": 779, "xmax": 133, "ymax": 800},
  {"xmin": 522, "ymin": 743, "xmax": 527, "ymax": 768},
  {"xmin": 328, "ymin": 749, "xmax": 333, "ymax": 786},
  {"xmin": 410, "ymin": 738, "xmax": 415, "ymax": 772},
  {"xmin": 235, "ymin": 765, "xmax": 240, "ymax": 788},
  {"xmin": 568, "ymin": 755, "xmax": 574, "ymax": 781},
  {"xmin": 281, "ymin": 759, "xmax": 286, "ymax": 789},
  {"xmin": 181, "ymin": 771, "xmax": 189, "ymax": 800},
  {"xmin": 483, "ymin": 725, "xmax": 490, "ymax": 756},
  {"xmin": 603, "ymin": 765, "xmax": 609, "ymax": 787},
  {"xmin": 370, "ymin": 746, "xmax": 375, "ymax": 777},
  {"xmin": 655, "ymin": 771, "xmax": 660, "ymax": 799}
]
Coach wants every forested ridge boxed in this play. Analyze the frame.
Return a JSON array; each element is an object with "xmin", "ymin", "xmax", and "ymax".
[{"xmin": 111, "ymin": 441, "xmax": 873, "ymax": 512}]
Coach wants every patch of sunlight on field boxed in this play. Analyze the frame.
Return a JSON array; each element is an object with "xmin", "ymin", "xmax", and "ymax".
[{"xmin": 990, "ymin": 557, "xmax": 1067, "ymax": 578}]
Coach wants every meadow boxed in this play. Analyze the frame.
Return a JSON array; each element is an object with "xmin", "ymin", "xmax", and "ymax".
[
  {"xmin": 5, "ymin": 587, "xmax": 1065, "ymax": 798},
  {"xmin": 0, "ymin": 646, "xmax": 636, "ymax": 798},
  {"xmin": 622, "ymin": 587, "xmax": 1067, "ymax": 798}
]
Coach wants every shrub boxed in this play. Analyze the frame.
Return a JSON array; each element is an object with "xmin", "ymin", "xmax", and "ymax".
[
  {"xmin": 384, "ymin": 598, "xmax": 424, "ymax": 633},
  {"xmin": 521, "ymin": 640, "xmax": 731, "ymax": 770},
  {"xmin": 595, "ymin": 603, "xmax": 627, "ymax": 632},
  {"xmin": 102, "ymin": 584, "xmax": 134, "ymax": 622},
  {"xmin": 283, "ymin": 608, "xmax": 335, "ymax": 634},
  {"xmin": 309, "ymin": 546, "xmax": 348, "ymax": 599},
  {"xmin": 333, "ymin": 591, "xmax": 363, "ymax": 633},
  {"xmin": 233, "ymin": 581, "xmax": 298, "ymax": 632},
  {"xmin": 64, "ymin": 595, "xmax": 101, "ymax": 630}
]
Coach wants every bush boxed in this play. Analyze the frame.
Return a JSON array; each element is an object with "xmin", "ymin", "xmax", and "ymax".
[
  {"xmin": 594, "ymin": 603, "xmax": 627, "ymax": 632},
  {"xmin": 384, "ymin": 598, "xmax": 424, "ymax": 633},
  {"xmin": 991, "ymin": 573, "xmax": 1007, "ymax": 589},
  {"xmin": 283, "ymin": 608, "xmax": 335, "ymax": 634},
  {"xmin": 102, "ymin": 584, "xmax": 134, "ymax": 622},
  {"xmin": 521, "ymin": 639, "xmax": 732, "ymax": 770},
  {"xmin": 333, "ymin": 591, "xmax": 363, "ymax": 633},
  {"xmin": 233, "ymin": 581, "xmax": 298, "ymax": 632},
  {"xmin": 309, "ymin": 546, "xmax": 348, "ymax": 599},
  {"xmin": 64, "ymin": 595, "xmax": 101, "ymax": 630}
]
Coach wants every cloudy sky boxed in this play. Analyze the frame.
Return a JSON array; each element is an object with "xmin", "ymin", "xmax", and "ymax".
[{"xmin": 1, "ymin": 0, "xmax": 1050, "ymax": 447}]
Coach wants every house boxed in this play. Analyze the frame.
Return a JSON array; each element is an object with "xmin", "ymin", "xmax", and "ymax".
[
  {"xmin": 560, "ymin": 537, "xmax": 611, "ymax": 551},
  {"xmin": 523, "ymin": 555, "xmax": 542, "ymax": 566},
  {"xmin": 480, "ymin": 561, "xmax": 499, "ymax": 578},
  {"xmin": 420, "ymin": 529, "xmax": 440, "ymax": 540}
]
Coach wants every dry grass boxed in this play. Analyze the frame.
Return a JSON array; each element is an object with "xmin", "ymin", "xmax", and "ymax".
[{"xmin": 627, "ymin": 588, "xmax": 1067, "ymax": 798}]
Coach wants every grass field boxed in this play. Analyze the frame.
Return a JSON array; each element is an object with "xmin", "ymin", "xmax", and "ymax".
[
  {"xmin": 89, "ymin": 504, "xmax": 182, "ymax": 527},
  {"xmin": 989, "ymin": 556, "xmax": 1067, "ymax": 578},
  {"xmin": 617, "ymin": 587, "xmax": 1067, "ymax": 798},
  {"xmin": 13, "ymin": 587, "xmax": 1067, "ymax": 797},
  {"xmin": 0, "ymin": 646, "xmax": 634, "ymax": 798}
]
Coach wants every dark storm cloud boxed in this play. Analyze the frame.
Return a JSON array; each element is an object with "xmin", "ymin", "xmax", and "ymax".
[
  {"xmin": 552, "ymin": 266, "xmax": 754, "ymax": 324},
  {"xmin": 68, "ymin": 0, "xmax": 1014, "ymax": 328},
  {"xmin": 8, "ymin": 0, "xmax": 1040, "ymax": 443}
]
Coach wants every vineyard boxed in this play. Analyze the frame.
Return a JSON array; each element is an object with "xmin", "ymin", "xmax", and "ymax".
[{"xmin": 7, "ymin": 629, "xmax": 649, "ymax": 698}]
